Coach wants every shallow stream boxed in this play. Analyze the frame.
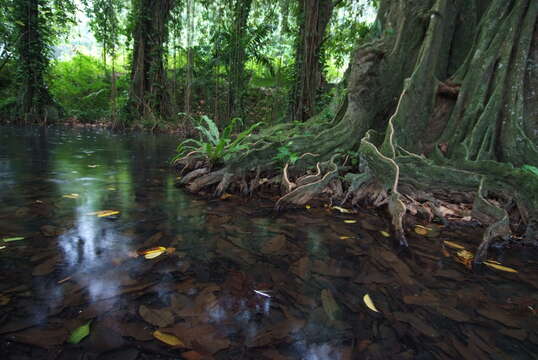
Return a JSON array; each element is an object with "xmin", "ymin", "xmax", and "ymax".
[{"xmin": 0, "ymin": 126, "xmax": 536, "ymax": 359}]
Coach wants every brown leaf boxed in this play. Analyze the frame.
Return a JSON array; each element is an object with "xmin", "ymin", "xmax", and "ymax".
[
  {"xmin": 393, "ymin": 312, "xmax": 439, "ymax": 337},
  {"xmin": 163, "ymin": 323, "xmax": 230, "ymax": 354},
  {"xmin": 32, "ymin": 255, "xmax": 59, "ymax": 276},
  {"xmin": 261, "ymin": 234, "xmax": 286, "ymax": 254},
  {"xmin": 138, "ymin": 305, "xmax": 174, "ymax": 327},
  {"xmin": 290, "ymin": 257, "xmax": 310, "ymax": 280}
]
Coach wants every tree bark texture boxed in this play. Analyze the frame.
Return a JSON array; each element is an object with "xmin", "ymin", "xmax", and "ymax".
[
  {"xmin": 129, "ymin": 0, "xmax": 176, "ymax": 119},
  {"xmin": 227, "ymin": 0, "xmax": 253, "ymax": 120},
  {"xmin": 289, "ymin": 0, "xmax": 336, "ymax": 122}
]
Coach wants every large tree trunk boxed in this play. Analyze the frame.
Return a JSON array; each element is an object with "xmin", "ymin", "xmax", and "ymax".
[
  {"xmin": 289, "ymin": 0, "xmax": 336, "ymax": 122},
  {"xmin": 176, "ymin": 0, "xmax": 538, "ymax": 263},
  {"xmin": 15, "ymin": 0, "xmax": 57, "ymax": 123},
  {"xmin": 227, "ymin": 0, "xmax": 253, "ymax": 120},
  {"xmin": 128, "ymin": 0, "xmax": 176, "ymax": 120}
]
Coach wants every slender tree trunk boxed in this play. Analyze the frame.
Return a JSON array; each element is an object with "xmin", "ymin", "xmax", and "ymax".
[
  {"xmin": 128, "ymin": 0, "xmax": 176, "ymax": 120},
  {"xmin": 289, "ymin": 0, "xmax": 336, "ymax": 122},
  {"xmin": 15, "ymin": 0, "xmax": 57, "ymax": 123},
  {"xmin": 184, "ymin": 0, "xmax": 194, "ymax": 116},
  {"xmin": 227, "ymin": 0, "xmax": 253, "ymax": 121}
]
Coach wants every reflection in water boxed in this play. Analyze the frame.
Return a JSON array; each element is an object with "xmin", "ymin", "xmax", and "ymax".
[{"xmin": 0, "ymin": 126, "xmax": 537, "ymax": 360}]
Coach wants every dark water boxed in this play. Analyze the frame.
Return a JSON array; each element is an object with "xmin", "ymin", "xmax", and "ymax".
[{"xmin": 0, "ymin": 126, "xmax": 537, "ymax": 360}]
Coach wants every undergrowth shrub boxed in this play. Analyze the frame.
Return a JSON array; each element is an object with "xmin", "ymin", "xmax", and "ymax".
[{"xmin": 49, "ymin": 53, "xmax": 128, "ymax": 122}]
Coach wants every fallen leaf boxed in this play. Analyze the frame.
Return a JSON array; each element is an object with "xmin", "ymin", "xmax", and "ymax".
[
  {"xmin": 414, "ymin": 225, "xmax": 431, "ymax": 236},
  {"xmin": 153, "ymin": 330, "xmax": 185, "ymax": 347},
  {"xmin": 220, "ymin": 193, "xmax": 233, "ymax": 200},
  {"xmin": 332, "ymin": 206, "xmax": 353, "ymax": 214},
  {"xmin": 363, "ymin": 294, "xmax": 379, "ymax": 313},
  {"xmin": 67, "ymin": 321, "xmax": 91, "ymax": 344},
  {"xmin": 139, "ymin": 305, "xmax": 174, "ymax": 327},
  {"xmin": 107, "ymin": 187, "xmax": 117, "ymax": 191},
  {"xmin": 0, "ymin": 246, "xmax": 5, "ymax": 250},
  {"xmin": 339, "ymin": 236, "xmax": 352, "ymax": 240},
  {"xmin": 87, "ymin": 210, "xmax": 120, "ymax": 218},
  {"xmin": 483, "ymin": 261, "xmax": 518, "ymax": 273},
  {"xmin": 305, "ymin": 204, "xmax": 311, "ymax": 209},
  {"xmin": 2, "ymin": 236, "xmax": 25, "ymax": 242},
  {"xmin": 344, "ymin": 220, "xmax": 357, "ymax": 224},
  {"xmin": 261, "ymin": 234, "xmax": 286, "ymax": 254},
  {"xmin": 444, "ymin": 241, "xmax": 465, "ymax": 250},
  {"xmin": 321, "ymin": 289, "xmax": 340, "ymax": 320},
  {"xmin": 62, "ymin": 193, "xmax": 80, "ymax": 199},
  {"xmin": 87, "ymin": 164, "xmax": 99, "ymax": 168},
  {"xmin": 455, "ymin": 250, "xmax": 474, "ymax": 268},
  {"xmin": 138, "ymin": 246, "xmax": 167, "ymax": 259},
  {"xmin": 380, "ymin": 231, "xmax": 390, "ymax": 237},
  {"xmin": 0, "ymin": 294, "xmax": 10, "ymax": 306}
]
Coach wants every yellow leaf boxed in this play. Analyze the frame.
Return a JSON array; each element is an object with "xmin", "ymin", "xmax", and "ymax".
[
  {"xmin": 380, "ymin": 231, "xmax": 390, "ymax": 238},
  {"xmin": 139, "ymin": 246, "xmax": 167, "ymax": 259},
  {"xmin": 305, "ymin": 205, "xmax": 311, "ymax": 209},
  {"xmin": 414, "ymin": 225, "xmax": 431, "ymax": 236},
  {"xmin": 152, "ymin": 330, "xmax": 185, "ymax": 347},
  {"xmin": 220, "ymin": 193, "xmax": 233, "ymax": 200},
  {"xmin": 363, "ymin": 294, "xmax": 379, "ymax": 313},
  {"xmin": 339, "ymin": 236, "xmax": 352, "ymax": 240},
  {"xmin": 107, "ymin": 187, "xmax": 117, "ymax": 191},
  {"xmin": 344, "ymin": 220, "xmax": 357, "ymax": 224},
  {"xmin": 443, "ymin": 241, "xmax": 465, "ymax": 250},
  {"xmin": 63, "ymin": 193, "xmax": 80, "ymax": 199},
  {"xmin": 483, "ymin": 261, "xmax": 518, "ymax": 273},
  {"xmin": 332, "ymin": 206, "xmax": 352, "ymax": 214},
  {"xmin": 87, "ymin": 210, "xmax": 120, "ymax": 217},
  {"xmin": 88, "ymin": 164, "xmax": 99, "ymax": 168}
]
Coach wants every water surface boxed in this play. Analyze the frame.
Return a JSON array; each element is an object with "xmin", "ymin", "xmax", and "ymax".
[{"xmin": 0, "ymin": 126, "xmax": 537, "ymax": 359}]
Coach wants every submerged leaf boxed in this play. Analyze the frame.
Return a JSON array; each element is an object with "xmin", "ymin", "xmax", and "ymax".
[
  {"xmin": 344, "ymin": 220, "xmax": 357, "ymax": 224},
  {"xmin": 87, "ymin": 210, "xmax": 120, "ymax": 218},
  {"xmin": 2, "ymin": 237, "xmax": 25, "ymax": 242},
  {"xmin": 363, "ymin": 294, "xmax": 379, "ymax": 313},
  {"xmin": 380, "ymin": 231, "xmax": 390, "ymax": 238},
  {"xmin": 153, "ymin": 330, "xmax": 185, "ymax": 347},
  {"xmin": 67, "ymin": 321, "xmax": 91, "ymax": 344},
  {"xmin": 321, "ymin": 289, "xmax": 340, "ymax": 320},
  {"xmin": 139, "ymin": 246, "xmax": 167, "ymax": 259},
  {"xmin": 483, "ymin": 261, "xmax": 518, "ymax": 273},
  {"xmin": 414, "ymin": 225, "xmax": 431, "ymax": 236},
  {"xmin": 332, "ymin": 206, "xmax": 352, "ymax": 214},
  {"xmin": 443, "ymin": 240, "xmax": 465, "ymax": 250},
  {"xmin": 62, "ymin": 193, "xmax": 80, "ymax": 199}
]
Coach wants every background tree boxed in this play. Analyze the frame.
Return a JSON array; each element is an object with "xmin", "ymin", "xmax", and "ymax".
[
  {"xmin": 289, "ymin": 0, "xmax": 340, "ymax": 122},
  {"xmin": 13, "ymin": 0, "xmax": 75, "ymax": 123},
  {"xmin": 226, "ymin": 0, "xmax": 253, "ymax": 120},
  {"xmin": 128, "ymin": 0, "xmax": 176, "ymax": 121}
]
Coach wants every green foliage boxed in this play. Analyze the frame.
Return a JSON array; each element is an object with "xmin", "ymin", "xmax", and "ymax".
[
  {"xmin": 49, "ymin": 53, "xmax": 128, "ymax": 122},
  {"xmin": 274, "ymin": 142, "xmax": 299, "ymax": 165},
  {"xmin": 173, "ymin": 116, "xmax": 263, "ymax": 165},
  {"xmin": 522, "ymin": 165, "xmax": 538, "ymax": 177}
]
